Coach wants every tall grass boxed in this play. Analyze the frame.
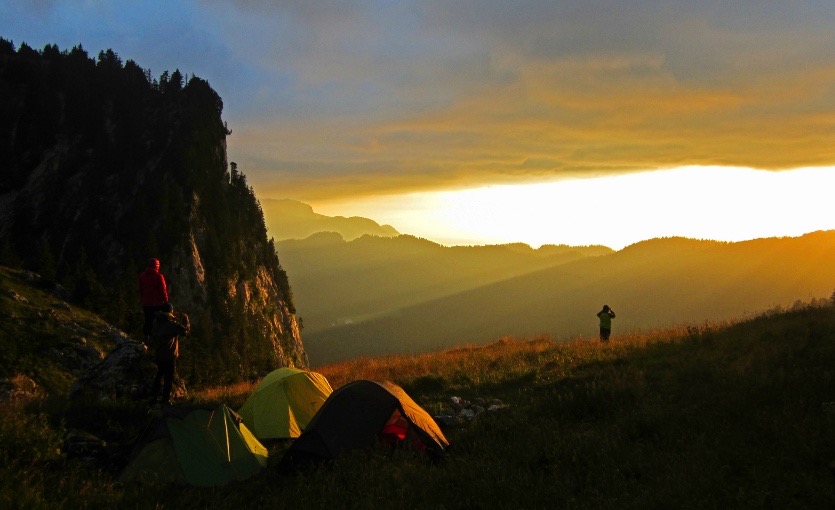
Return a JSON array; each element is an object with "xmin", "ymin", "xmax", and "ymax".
[{"xmin": 2, "ymin": 305, "xmax": 834, "ymax": 508}]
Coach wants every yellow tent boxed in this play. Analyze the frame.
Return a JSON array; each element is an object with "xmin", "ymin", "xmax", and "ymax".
[{"xmin": 238, "ymin": 367, "xmax": 333, "ymax": 439}]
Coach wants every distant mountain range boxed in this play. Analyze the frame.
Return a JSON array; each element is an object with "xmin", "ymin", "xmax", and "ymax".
[
  {"xmin": 267, "ymin": 202, "xmax": 835, "ymax": 367},
  {"xmin": 292, "ymin": 230, "xmax": 835, "ymax": 366},
  {"xmin": 277, "ymin": 232, "xmax": 613, "ymax": 338},
  {"xmin": 261, "ymin": 199, "xmax": 399, "ymax": 241}
]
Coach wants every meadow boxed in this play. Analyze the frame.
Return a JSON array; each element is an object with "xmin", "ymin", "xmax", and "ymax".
[{"xmin": 1, "ymin": 303, "xmax": 834, "ymax": 509}]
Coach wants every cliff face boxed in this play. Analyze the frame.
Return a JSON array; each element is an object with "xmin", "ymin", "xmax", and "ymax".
[{"xmin": 0, "ymin": 41, "xmax": 307, "ymax": 382}]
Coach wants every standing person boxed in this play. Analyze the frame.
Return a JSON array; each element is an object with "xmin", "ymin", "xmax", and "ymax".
[
  {"xmin": 597, "ymin": 305, "xmax": 616, "ymax": 342},
  {"xmin": 138, "ymin": 257, "xmax": 169, "ymax": 348},
  {"xmin": 150, "ymin": 302, "xmax": 190, "ymax": 407}
]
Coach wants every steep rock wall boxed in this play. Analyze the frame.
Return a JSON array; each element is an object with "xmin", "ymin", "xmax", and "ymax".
[{"xmin": 0, "ymin": 42, "xmax": 307, "ymax": 382}]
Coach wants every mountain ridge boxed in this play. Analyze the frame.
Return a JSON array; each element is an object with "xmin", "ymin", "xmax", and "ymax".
[
  {"xmin": 261, "ymin": 198, "xmax": 399, "ymax": 241},
  {"xmin": 277, "ymin": 233, "xmax": 613, "ymax": 335},
  {"xmin": 303, "ymin": 230, "xmax": 835, "ymax": 365}
]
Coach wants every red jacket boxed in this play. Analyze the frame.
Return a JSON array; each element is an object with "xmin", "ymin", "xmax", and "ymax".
[{"xmin": 139, "ymin": 267, "xmax": 169, "ymax": 306}]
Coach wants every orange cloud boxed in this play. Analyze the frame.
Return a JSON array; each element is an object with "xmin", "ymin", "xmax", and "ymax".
[{"xmin": 222, "ymin": 5, "xmax": 835, "ymax": 202}]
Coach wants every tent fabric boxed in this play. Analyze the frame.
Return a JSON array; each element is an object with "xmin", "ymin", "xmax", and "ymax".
[
  {"xmin": 279, "ymin": 380, "xmax": 449, "ymax": 469},
  {"xmin": 237, "ymin": 367, "xmax": 333, "ymax": 439},
  {"xmin": 119, "ymin": 404, "xmax": 268, "ymax": 487},
  {"xmin": 377, "ymin": 381, "xmax": 448, "ymax": 451},
  {"xmin": 120, "ymin": 435, "xmax": 186, "ymax": 485}
]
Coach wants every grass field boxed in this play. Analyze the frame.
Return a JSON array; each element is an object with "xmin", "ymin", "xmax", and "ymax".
[{"xmin": 1, "ymin": 281, "xmax": 834, "ymax": 508}]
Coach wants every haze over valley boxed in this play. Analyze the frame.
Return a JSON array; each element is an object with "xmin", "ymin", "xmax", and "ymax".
[{"xmin": 268, "ymin": 203, "xmax": 835, "ymax": 366}]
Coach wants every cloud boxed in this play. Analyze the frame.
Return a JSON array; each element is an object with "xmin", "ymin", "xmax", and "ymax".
[
  {"xmin": 225, "ymin": 1, "xmax": 835, "ymax": 200},
  {"xmin": 5, "ymin": 1, "xmax": 835, "ymax": 200}
]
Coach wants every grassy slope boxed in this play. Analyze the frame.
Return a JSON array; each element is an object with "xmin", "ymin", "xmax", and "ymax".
[
  {"xmin": 0, "ymin": 266, "xmax": 118, "ymax": 396},
  {"xmin": 1, "ymin": 275, "xmax": 834, "ymax": 507}
]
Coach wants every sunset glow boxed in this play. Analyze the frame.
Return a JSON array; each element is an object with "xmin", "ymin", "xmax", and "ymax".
[
  {"xmin": 6, "ymin": 3, "xmax": 835, "ymax": 250},
  {"xmin": 314, "ymin": 166, "xmax": 835, "ymax": 250}
]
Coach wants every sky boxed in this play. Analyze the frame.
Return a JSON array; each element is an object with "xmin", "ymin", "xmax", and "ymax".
[{"xmin": 4, "ymin": 1, "xmax": 835, "ymax": 249}]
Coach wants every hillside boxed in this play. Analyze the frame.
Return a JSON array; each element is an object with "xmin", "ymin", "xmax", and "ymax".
[
  {"xmin": 304, "ymin": 231, "xmax": 835, "ymax": 365},
  {"xmin": 0, "ymin": 265, "xmax": 131, "ymax": 396},
  {"xmin": 2, "ymin": 280, "xmax": 833, "ymax": 507},
  {"xmin": 0, "ymin": 41, "xmax": 305, "ymax": 382},
  {"xmin": 261, "ymin": 199, "xmax": 399, "ymax": 241},
  {"xmin": 277, "ymin": 233, "xmax": 612, "ymax": 334}
]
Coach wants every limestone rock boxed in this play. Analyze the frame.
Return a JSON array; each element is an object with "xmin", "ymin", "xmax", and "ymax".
[{"xmin": 70, "ymin": 330, "xmax": 186, "ymax": 404}]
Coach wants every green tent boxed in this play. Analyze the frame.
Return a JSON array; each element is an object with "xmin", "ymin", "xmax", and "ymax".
[
  {"xmin": 119, "ymin": 404, "xmax": 268, "ymax": 486},
  {"xmin": 238, "ymin": 367, "xmax": 333, "ymax": 439}
]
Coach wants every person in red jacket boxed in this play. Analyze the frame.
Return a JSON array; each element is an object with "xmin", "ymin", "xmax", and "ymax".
[{"xmin": 138, "ymin": 257, "xmax": 169, "ymax": 347}]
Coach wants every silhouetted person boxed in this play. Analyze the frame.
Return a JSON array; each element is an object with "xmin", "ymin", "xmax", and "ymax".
[
  {"xmin": 138, "ymin": 257, "xmax": 169, "ymax": 348},
  {"xmin": 150, "ymin": 302, "xmax": 190, "ymax": 407},
  {"xmin": 597, "ymin": 305, "xmax": 616, "ymax": 341}
]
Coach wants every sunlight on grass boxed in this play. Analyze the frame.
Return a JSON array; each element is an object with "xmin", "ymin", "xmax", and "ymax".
[
  {"xmin": 190, "ymin": 380, "xmax": 258, "ymax": 409},
  {"xmin": 315, "ymin": 322, "xmax": 727, "ymax": 393},
  {"xmin": 5, "ymin": 304, "xmax": 832, "ymax": 508}
]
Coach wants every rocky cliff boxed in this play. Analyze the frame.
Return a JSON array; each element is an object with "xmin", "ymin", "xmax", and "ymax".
[{"xmin": 0, "ymin": 40, "xmax": 306, "ymax": 384}]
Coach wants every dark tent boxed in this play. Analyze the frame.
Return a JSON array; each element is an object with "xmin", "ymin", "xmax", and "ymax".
[{"xmin": 279, "ymin": 380, "xmax": 449, "ymax": 470}]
